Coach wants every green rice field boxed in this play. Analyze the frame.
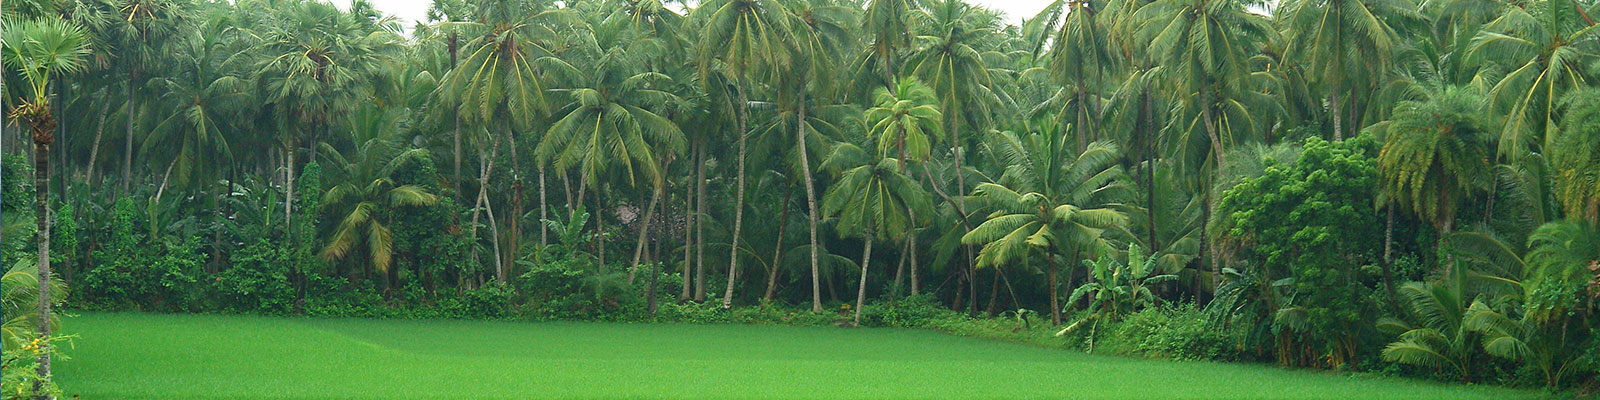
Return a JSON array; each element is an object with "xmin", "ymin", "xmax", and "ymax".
[{"xmin": 56, "ymin": 313, "xmax": 1535, "ymax": 399}]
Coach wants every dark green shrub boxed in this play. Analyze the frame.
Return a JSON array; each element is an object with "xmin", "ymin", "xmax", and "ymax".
[
  {"xmin": 859, "ymin": 294, "xmax": 950, "ymax": 327},
  {"xmin": 214, "ymin": 239, "xmax": 294, "ymax": 314}
]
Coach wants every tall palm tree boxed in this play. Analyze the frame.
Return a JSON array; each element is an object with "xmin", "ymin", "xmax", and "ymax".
[
  {"xmin": 318, "ymin": 138, "xmax": 441, "ymax": 291},
  {"xmin": 859, "ymin": 0, "xmax": 920, "ymax": 91},
  {"xmin": 536, "ymin": 44, "xmax": 687, "ymax": 281},
  {"xmin": 771, "ymin": 0, "xmax": 857, "ymax": 311},
  {"xmin": 963, "ymin": 135, "xmax": 1132, "ymax": 325},
  {"xmin": 1468, "ymin": 0, "xmax": 1598, "ymax": 160},
  {"xmin": 435, "ymin": 0, "xmax": 567, "ymax": 280},
  {"xmin": 255, "ymin": 0, "xmax": 398, "ymax": 229},
  {"xmin": 1031, "ymin": 0, "xmax": 1113, "ymax": 149},
  {"xmin": 1279, "ymin": 0, "xmax": 1422, "ymax": 140},
  {"xmin": 821, "ymin": 144, "xmax": 933, "ymax": 327},
  {"xmin": 694, "ymin": 0, "xmax": 794, "ymax": 308},
  {"xmin": 1373, "ymin": 86, "xmax": 1493, "ymax": 234},
  {"xmin": 2, "ymin": 16, "xmax": 91, "ymax": 391},
  {"xmin": 1136, "ymin": 0, "xmax": 1274, "ymax": 172},
  {"xmin": 107, "ymin": 0, "xmax": 189, "ymax": 196},
  {"xmin": 906, "ymin": 0, "xmax": 1002, "ymax": 223},
  {"xmin": 144, "ymin": 21, "xmax": 249, "ymax": 201}
]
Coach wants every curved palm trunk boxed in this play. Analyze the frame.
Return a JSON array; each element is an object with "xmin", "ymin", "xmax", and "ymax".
[
  {"xmin": 629, "ymin": 181, "xmax": 663, "ymax": 284},
  {"xmin": 764, "ymin": 181, "xmax": 794, "ymax": 301},
  {"xmin": 722, "ymin": 77, "xmax": 750, "ymax": 309},
  {"xmin": 853, "ymin": 235, "xmax": 874, "ymax": 327},
  {"xmin": 798, "ymin": 102, "xmax": 824, "ymax": 312},
  {"xmin": 470, "ymin": 138, "xmax": 499, "ymax": 281},
  {"xmin": 86, "ymin": 98, "xmax": 112, "ymax": 185}
]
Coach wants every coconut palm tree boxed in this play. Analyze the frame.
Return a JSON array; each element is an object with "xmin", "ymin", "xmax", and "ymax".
[
  {"xmin": 962, "ymin": 134, "xmax": 1132, "ymax": 326},
  {"xmin": 1031, "ymin": 0, "xmax": 1113, "ymax": 149},
  {"xmin": 820, "ymin": 144, "xmax": 933, "ymax": 327},
  {"xmin": 1373, "ymin": 86, "xmax": 1493, "ymax": 234},
  {"xmin": 865, "ymin": 76, "xmax": 941, "ymax": 169},
  {"xmin": 255, "ymin": 0, "xmax": 399, "ymax": 228},
  {"xmin": 1279, "ymin": 0, "xmax": 1423, "ymax": 140},
  {"xmin": 2, "ymin": 15, "xmax": 91, "ymax": 390},
  {"xmin": 1468, "ymin": 0, "xmax": 1599, "ymax": 160},
  {"xmin": 104, "ymin": 0, "xmax": 189, "ymax": 196},
  {"xmin": 318, "ymin": 135, "xmax": 441, "ymax": 292},
  {"xmin": 1136, "ymin": 0, "xmax": 1273, "ymax": 172},
  {"xmin": 694, "ymin": 0, "xmax": 794, "ymax": 309},
  {"xmin": 144, "ymin": 21, "xmax": 250, "ymax": 202}
]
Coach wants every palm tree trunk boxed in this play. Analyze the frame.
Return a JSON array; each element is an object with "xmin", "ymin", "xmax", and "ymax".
[
  {"xmin": 1380, "ymin": 205, "xmax": 1400, "ymax": 311},
  {"xmin": 723, "ymin": 76, "xmax": 751, "ymax": 309},
  {"xmin": 486, "ymin": 187, "xmax": 504, "ymax": 282},
  {"xmin": 853, "ymin": 236, "xmax": 874, "ymax": 327},
  {"xmin": 630, "ymin": 181, "xmax": 663, "ymax": 284},
  {"xmin": 154, "ymin": 156, "xmax": 178, "ymax": 203},
  {"xmin": 86, "ymin": 98, "xmax": 111, "ymax": 185},
  {"xmin": 695, "ymin": 141, "xmax": 707, "ymax": 302},
  {"xmin": 596, "ymin": 188, "xmax": 606, "ymax": 270},
  {"xmin": 470, "ymin": 138, "xmax": 498, "ymax": 281},
  {"xmin": 123, "ymin": 74, "xmax": 135, "ymax": 196},
  {"xmin": 986, "ymin": 266, "xmax": 1000, "ymax": 317},
  {"xmin": 32, "ymin": 130, "xmax": 54, "ymax": 395},
  {"xmin": 1048, "ymin": 253, "xmax": 1061, "ymax": 326},
  {"xmin": 540, "ymin": 167, "xmax": 548, "ymax": 247},
  {"xmin": 798, "ymin": 101, "xmax": 823, "ymax": 312},
  {"xmin": 1329, "ymin": 91, "xmax": 1344, "ymax": 141},
  {"xmin": 1143, "ymin": 90, "xmax": 1159, "ymax": 251},
  {"xmin": 909, "ymin": 229, "xmax": 920, "ymax": 296},
  {"xmin": 892, "ymin": 239, "xmax": 909, "ymax": 299},
  {"xmin": 764, "ymin": 181, "xmax": 794, "ymax": 301},
  {"xmin": 681, "ymin": 176, "xmax": 694, "ymax": 302},
  {"xmin": 285, "ymin": 144, "xmax": 295, "ymax": 230}
]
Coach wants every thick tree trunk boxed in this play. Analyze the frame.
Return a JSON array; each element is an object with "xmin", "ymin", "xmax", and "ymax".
[
  {"xmin": 852, "ymin": 236, "xmax": 874, "ymax": 327},
  {"xmin": 33, "ymin": 137, "xmax": 53, "ymax": 396},
  {"xmin": 1380, "ymin": 206, "xmax": 1400, "ymax": 311},
  {"xmin": 798, "ymin": 102, "xmax": 823, "ymax": 312},
  {"xmin": 909, "ymin": 230, "xmax": 919, "ymax": 296},
  {"xmin": 723, "ymin": 77, "xmax": 750, "ymax": 309},
  {"xmin": 986, "ymin": 266, "xmax": 1000, "ymax": 317},
  {"xmin": 1329, "ymin": 91, "xmax": 1344, "ymax": 141}
]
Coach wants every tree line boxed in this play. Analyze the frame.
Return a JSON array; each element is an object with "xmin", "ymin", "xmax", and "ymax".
[{"xmin": 3, "ymin": 0, "xmax": 1599, "ymax": 394}]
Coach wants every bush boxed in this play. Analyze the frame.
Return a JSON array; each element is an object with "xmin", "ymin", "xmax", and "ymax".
[
  {"xmin": 1100, "ymin": 304, "xmax": 1243, "ymax": 362},
  {"xmin": 213, "ymin": 239, "xmax": 294, "ymax": 314},
  {"xmin": 859, "ymin": 294, "xmax": 951, "ymax": 328}
]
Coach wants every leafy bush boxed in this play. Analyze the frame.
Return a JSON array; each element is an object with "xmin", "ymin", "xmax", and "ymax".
[
  {"xmin": 1101, "ymin": 304, "xmax": 1243, "ymax": 362},
  {"xmin": 213, "ymin": 239, "xmax": 294, "ymax": 314},
  {"xmin": 859, "ymin": 294, "xmax": 950, "ymax": 328}
]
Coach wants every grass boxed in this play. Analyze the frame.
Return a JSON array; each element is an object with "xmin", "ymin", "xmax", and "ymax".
[{"xmin": 57, "ymin": 313, "xmax": 1535, "ymax": 399}]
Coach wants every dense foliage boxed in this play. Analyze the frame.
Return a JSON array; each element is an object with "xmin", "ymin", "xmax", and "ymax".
[{"xmin": 4, "ymin": 0, "xmax": 1600, "ymax": 394}]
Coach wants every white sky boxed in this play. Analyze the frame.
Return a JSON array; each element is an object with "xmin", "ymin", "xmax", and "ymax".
[{"xmin": 348, "ymin": 0, "xmax": 1056, "ymax": 29}]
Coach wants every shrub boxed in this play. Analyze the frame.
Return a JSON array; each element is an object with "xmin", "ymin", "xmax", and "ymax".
[
  {"xmin": 1101, "ymin": 304, "xmax": 1243, "ymax": 362},
  {"xmin": 859, "ymin": 294, "xmax": 950, "ymax": 328},
  {"xmin": 213, "ymin": 239, "xmax": 294, "ymax": 314}
]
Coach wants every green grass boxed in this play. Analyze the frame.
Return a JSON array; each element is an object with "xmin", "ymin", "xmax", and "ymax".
[{"xmin": 57, "ymin": 313, "xmax": 1533, "ymax": 399}]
